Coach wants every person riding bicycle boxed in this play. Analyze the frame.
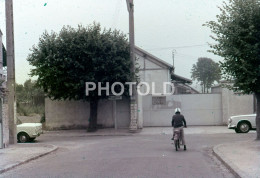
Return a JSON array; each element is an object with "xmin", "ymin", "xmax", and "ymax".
[{"xmin": 171, "ymin": 108, "xmax": 187, "ymax": 150}]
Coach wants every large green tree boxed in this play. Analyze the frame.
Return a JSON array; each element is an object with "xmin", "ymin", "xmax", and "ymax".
[
  {"xmin": 191, "ymin": 57, "xmax": 221, "ymax": 93},
  {"xmin": 27, "ymin": 23, "xmax": 132, "ymax": 132},
  {"xmin": 205, "ymin": 0, "xmax": 260, "ymax": 140}
]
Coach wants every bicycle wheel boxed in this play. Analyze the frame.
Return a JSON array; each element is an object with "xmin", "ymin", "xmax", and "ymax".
[{"xmin": 174, "ymin": 139, "xmax": 179, "ymax": 151}]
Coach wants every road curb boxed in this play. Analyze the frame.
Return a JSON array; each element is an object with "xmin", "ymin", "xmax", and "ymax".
[
  {"xmin": 44, "ymin": 133, "xmax": 135, "ymax": 137},
  {"xmin": 43, "ymin": 130, "xmax": 140, "ymax": 137},
  {"xmin": 0, "ymin": 144, "xmax": 58, "ymax": 174},
  {"xmin": 212, "ymin": 144, "xmax": 247, "ymax": 178},
  {"xmin": 85, "ymin": 134, "xmax": 135, "ymax": 137}
]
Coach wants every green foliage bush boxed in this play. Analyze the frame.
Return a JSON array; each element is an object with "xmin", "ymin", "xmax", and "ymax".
[
  {"xmin": 16, "ymin": 79, "xmax": 45, "ymax": 118},
  {"xmin": 17, "ymin": 104, "xmax": 45, "ymax": 117}
]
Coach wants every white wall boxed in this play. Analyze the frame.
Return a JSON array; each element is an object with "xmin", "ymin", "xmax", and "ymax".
[
  {"xmin": 221, "ymin": 88, "xmax": 254, "ymax": 124},
  {"xmin": 137, "ymin": 93, "xmax": 143, "ymax": 128},
  {"xmin": 141, "ymin": 87, "xmax": 254, "ymax": 126},
  {"xmin": 45, "ymin": 88, "xmax": 254, "ymax": 129},
  {"xmin": 142, "ymin": 94, "xmax": 223, "ymax": 126},
  {"xmin": 45, "ymin": 98, "xmax": 130, "ymax": 130}
]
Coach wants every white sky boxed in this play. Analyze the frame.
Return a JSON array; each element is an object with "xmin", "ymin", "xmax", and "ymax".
[{"xmin": 0, "ymin": 0, "xmax": 223, "ymax": 85}]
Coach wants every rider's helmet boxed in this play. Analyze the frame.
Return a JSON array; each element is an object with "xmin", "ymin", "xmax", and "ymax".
[{"xmin": 175, "ymin": 108, "xmax": 181, "ymax": 114}]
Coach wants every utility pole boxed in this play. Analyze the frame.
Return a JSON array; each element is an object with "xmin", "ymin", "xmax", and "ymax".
[
  {"xmin": 171, "ymin": 49, "xmax": 176, "ymax": 94},
  {"xmin": 126, "ymin": 0, "xmax": 138, "ymax": 131},
  {"xmin": 0, "ymin": 30, "xmax": 3, "ymax": 149},
  {"xmin": 172, "ymin": 49, "xmax": 176, "ymax": 73},
  {"xmin": 6, "ymin": 0, "xmax": 16, "ymax": 144}
]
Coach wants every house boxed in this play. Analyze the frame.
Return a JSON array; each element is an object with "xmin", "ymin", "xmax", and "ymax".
[
  {"xmin": 134, "ymin": 47, "xmax": 195, "ymax": 127},
  {"xmin": 135, "ymin": 47, "xmax": 196, "ymax": 94},
  {"xmin": 135, "ymin": 46, "xmax": 173, "ymax": 94},
  {"xmin": 171, "ymin": 73, "xmax": 199, "ymax": 94}
]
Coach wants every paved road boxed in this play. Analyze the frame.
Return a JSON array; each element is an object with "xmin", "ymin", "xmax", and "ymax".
[{"xmin": 0, "ymin": 128, "xmax": 255, "ymax": 178}]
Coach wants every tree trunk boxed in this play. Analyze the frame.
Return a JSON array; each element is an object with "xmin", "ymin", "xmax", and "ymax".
[
  {"xmin": 256, "ymin": 93, "xmax": 260, "ymax": 140},
  {"xmin": 88, "ymin": 99, "xmax": 99, "ymax": 132}
]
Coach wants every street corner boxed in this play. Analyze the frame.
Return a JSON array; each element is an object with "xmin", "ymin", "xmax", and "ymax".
[
  {"xmin": 213, "ymin": 140, "xmax": 260, "ymax": 178},
  {"xmin": 0, "ymin": 143, "xmax": 58, "ymax": 174}
]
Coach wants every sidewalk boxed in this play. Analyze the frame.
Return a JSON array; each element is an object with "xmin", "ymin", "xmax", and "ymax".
[
  {"xmin": 213, "ymin": 140, "xmax": 260, "ymax": 178},
  {"xmin": 0, "ymin": 143, "xmax": 58, "ymax": 174}
]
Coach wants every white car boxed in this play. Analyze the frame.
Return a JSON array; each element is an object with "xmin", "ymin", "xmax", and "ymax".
[
  {"xmin": 228, "ymin": 114, "xmax": 256, "ymax": 133},
  {"xmin": 17, "ymin": 119, "xmax": 42, "ymax": 143}
]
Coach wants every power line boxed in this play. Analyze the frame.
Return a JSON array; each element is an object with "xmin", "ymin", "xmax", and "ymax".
[
  {"xmin": 175, "ymin": 52, "xmax": 198, "ymax": 59},
  {"xmin": 146, "ymin": 44, "xmax": 208, "ymax": 51}
]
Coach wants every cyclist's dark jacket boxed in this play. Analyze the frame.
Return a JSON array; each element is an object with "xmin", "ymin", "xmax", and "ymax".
[{"xmin": 172, "ymin": 113, "xmax": 187, "ymax": 128}]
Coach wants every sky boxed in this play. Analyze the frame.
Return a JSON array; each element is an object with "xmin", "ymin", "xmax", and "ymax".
[{"xmin": 0, "ymin": 0, "xmax": 224, "ymax": 86}]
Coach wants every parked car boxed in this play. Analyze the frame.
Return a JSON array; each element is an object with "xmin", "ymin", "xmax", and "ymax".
[
  {"xmin": 228, "ymin": 114, "xmax": 256, "ymax": 133},
  {"xmin": 17, "ymin": 119, "xmax": 42, "ymax": 143}
]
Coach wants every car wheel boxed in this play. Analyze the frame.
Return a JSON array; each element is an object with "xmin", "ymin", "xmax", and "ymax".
[
  {"xmin": 238, "ymin": 122, "xmax": 250, "ymax": 133},
  {"xmin": 29, "ymin": 138, "xmax": 36, "ymax": 142},
  {"xmin": 17, "ymin": 133, "xmax": 29, "ymax": 143},
  {"xmin": 235, "ymin": 128, "xmax": 241, "ymax": 133}
]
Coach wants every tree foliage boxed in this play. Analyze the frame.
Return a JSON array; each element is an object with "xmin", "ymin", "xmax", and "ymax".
[
  {"xmin": 2, "ymin": 44, "xmax": 7, "ymax": 67},
  {"xmin": 205, "ymin": 0, "xmax": 260, "ymax": 139},
  {"xmin": 205, "ymin": 0, "xmax": 260, "ymax": 94},
  {"xmin": 191, "ymin": 57, "xmax": 221, "ymax": 93},
  {"xmin": 16, "ymin": 79, "xmax": 45, "ymax": 116},
  {"xmin": 27, "ymin": 23, "xmax": 132, "ymax": 131},
  {"xmin": 16, "ymin": 79, "xmax": 45, "ymax": 105}
]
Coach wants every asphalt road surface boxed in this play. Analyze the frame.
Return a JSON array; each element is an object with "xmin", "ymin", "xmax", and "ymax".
[{"xmin": 0, "ymin": 128, "xmax": 255, "ymax": 178}]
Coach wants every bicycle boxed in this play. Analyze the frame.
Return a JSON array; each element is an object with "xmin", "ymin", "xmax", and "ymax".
[{"xmin": 173, "ymin": 128, "xmax": 181, "ymax": 151}]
